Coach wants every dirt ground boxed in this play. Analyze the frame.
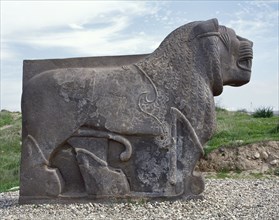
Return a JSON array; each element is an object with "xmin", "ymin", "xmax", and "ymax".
[{"xmin": 196, "ymin": 141, "xmax": 279, "ymax": 174}]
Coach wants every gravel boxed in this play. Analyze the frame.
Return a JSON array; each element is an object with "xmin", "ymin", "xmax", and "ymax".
[{"xmin": 1, "ymin": 178, "xmax": 278, "ymax": 219}]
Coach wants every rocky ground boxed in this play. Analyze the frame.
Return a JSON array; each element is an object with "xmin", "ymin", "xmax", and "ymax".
[{"xmin": 1, "ymin": 177, "xmax": 278, "ymax": 219}]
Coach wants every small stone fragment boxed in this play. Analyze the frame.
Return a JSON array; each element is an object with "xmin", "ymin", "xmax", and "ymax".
[
  {"xmin": 260, "ymin": 163, "xmax": 269, "ymax": 173},
  {"xmin": 270, "ymin": 160, "xmax": 278, "ymax": 165},
  {"xmin": 261, "ymin": 151, "xmax": 268, "ymax": 160},
  {"xmin": 254, "ymin": 152, "xmax": 260, "ymax": 159}
]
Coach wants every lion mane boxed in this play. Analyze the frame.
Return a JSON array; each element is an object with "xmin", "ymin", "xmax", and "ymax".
[{"xmin": 136, "ymin": 18, "xmax": 223, "ymax": 145}]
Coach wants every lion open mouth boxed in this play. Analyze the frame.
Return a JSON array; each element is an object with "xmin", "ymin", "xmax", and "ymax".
[{"xmin": 237, "ymin": 41, "xmax": 253, "ymax": 71}]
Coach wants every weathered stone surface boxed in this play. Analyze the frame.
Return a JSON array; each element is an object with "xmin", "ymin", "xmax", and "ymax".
[{"xmin": 20, "ymin": 18, "xmax": 253, "ymax": 203}]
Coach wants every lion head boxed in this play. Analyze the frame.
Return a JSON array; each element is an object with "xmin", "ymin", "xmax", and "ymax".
[
  {"xmin": 190, "ymin": 18, "xmax": 253, "ymax": 95},
  {"xmin": 218, "ymin": 25, "xmax": 253, "ymax": 87}
]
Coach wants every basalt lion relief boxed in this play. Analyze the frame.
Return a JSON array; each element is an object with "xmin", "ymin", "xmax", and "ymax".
[{"xmin": 20, "ymin": 18, "xmax": 253, "ymax": 203}]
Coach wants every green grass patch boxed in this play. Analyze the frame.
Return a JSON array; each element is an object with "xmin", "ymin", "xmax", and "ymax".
[
  {"xmin": 249, "ymin": 172, "xmax": 264, "ymax": 178},
  {"xmin": 274, "ymin": 168, "xmax": 279, "ymax": 176},
  {"xmin": 0, "ymin": 110, "xmax": 14, "ymax": 127},
  {"xmin": 0, "ymin": 111, "xmax": 21, "ymax": 192},
  {"xmin": 253, "ymin": 107, "xmax": 273, "ymax": 118},
  {"xmin": 205, "ymin": 171, "xmax": 275, "ymax": 179},
  {"xmin": 205, "ymin": 110, "xmax": 279, "ymax": 155},
  {"xmin": 269, "ymin": 123, "xmax": 279, "ymax": 134},
  {"xmin": 215, "ymin": 169, "xmax": 230, "ymax": 179}
]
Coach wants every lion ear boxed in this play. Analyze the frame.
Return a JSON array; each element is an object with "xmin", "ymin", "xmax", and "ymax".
[{"xmin": 192, "ymin": 18, "xmax": 219, "ymax": 39}]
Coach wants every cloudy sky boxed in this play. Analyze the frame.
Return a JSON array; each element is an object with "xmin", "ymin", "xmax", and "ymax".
[{"xmin": 1, "ymin": 1, "xmax": 278, "ymax": 112}]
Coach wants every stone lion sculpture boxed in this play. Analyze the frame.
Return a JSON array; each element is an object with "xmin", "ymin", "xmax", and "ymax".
[{"xmin": 20, "ymin": 18, "xmax": 253, "ymax": 203}]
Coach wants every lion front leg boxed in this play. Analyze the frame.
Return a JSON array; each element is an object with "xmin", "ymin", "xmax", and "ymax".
[{"xmin": 170, "ymin": 107, "xmax": 205, "ymax": 199}]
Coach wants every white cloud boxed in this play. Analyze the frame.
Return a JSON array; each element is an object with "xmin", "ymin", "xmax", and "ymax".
[
  {"xmin": 225, "ymin": 1, "xmax": 278, "ymax": 40},
  {"xmin": 0, "ymin": 45, "xmax": 19, "ymax": 61},
  {"xmin": 1, "ymin": 1, "xmax": 163, "ymax": 57},
  {"xmin": 1, "ymin": 1, "xmax": 156, "ymax": 36},
  {"xmin": 3, "ymin": 15, "xmax": 161, "ymax": 57},
  {"xmin": 0, "ymin": 79, "xmax": 22, "ymax": 111},
  {"xmin": 68, "ymin": 24, "xmax": 84, "ymax": 30}
]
